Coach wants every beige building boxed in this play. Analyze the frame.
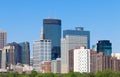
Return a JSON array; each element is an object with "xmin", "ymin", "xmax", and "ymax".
[
  {"xmin": 51, "ymin": 58, "xmax": 61, "ymax": 73},
  {"xmin": 0, "ymin": 30, "xmax": 7, "ymax": 49},
  {"xmin": 2, "ymin": 45, "xmax": 15, "ymax": 70}
]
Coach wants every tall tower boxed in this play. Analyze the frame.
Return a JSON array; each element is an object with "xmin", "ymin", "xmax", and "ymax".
[
  {"xmin": 97, "ymin": 40, "xmax": 112, "ymax": 56},
  {"xmin": 19, "ymin": 42, "xmax": 30, "ymax": 65},
  {"xmin": 0, "ymin": 30, "xmax": 7, "ymax": 49},
  {"xmin": 43, "ymin": 19, "xmax": 61, "ymax": 60}
]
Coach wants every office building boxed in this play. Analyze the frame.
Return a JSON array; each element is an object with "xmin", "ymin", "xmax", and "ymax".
[
  {"xmin": 43, "ymin": 19, "xmax": 61, "ymax": 60},
  {"xmin": 2, "ymin": 42, "xmax": 22, "ymax": 69},
  {"xmin": 63, "ymin": 27, "xmax": 90, "ymax": 48},
  {"xmin": 19, "ymin": 42, "xmax": 30, "ymax": 65},
  {"xmin": 8, "ymin": 42, "xmax": 22, "ymax": 64},
  {"xmin": 61, "ymin": 35, "xmax": 88, "ymax": 73},
  {"xmin": 0, "ymin": 30, "xmax": 7, "ymax": 49},
  {"xmin": 97, "ymin": 40, "xmax": 112, "ymax": 56},
  {"xmin": 51, "ymin": 58, "xmax": 61, "ymax": 73},
  {"xmin": 69, "ymin": 46, "xmax": 90, "ymax": 73},
  {"xmin": 33, "ymin": 39, "xmax": 51, "ymax": 71},
  {"xmin": 2, "ymin": 45, "xmax": 15, "ymax": 69}
]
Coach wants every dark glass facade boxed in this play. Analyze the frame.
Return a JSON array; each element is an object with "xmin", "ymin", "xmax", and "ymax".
[
  {"xmin": 43, "ymin": 19, "xmax": 61, "ymax": 60},
  {"xmin": 19, "ymin": 42, "xmax": 30, "ymax": 65},
  {"xmin": 63, "ymin": 27, "xmax": 90, "ymax": 48},
  {"xmin": 97, "ymin": 40, "xmax": 112, "ymax": 56}
]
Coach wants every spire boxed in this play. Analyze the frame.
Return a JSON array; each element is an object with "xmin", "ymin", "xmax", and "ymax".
[{"xmin": 40, "ymin": 27, "xmax": 44, "ymax": 39}]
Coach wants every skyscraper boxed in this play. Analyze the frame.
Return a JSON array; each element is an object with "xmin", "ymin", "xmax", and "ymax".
[
  {"xmin": 19, "ymin": 42, "xmax": 30, "ymax": 65},
  {"xmin": 63, "ymin": 27, "xmax": 90, "ymax": 48},
  {"xmin": 43, "ymin": 19, "xmax": 61, "ymax": 60},
  {"xmin": 0, "ymin": 30, "xmax": 7, "ymax": 49},
  {"xmin": 33, "ymin": 39, "xmax": 51, "ymax": 71},
  {"xmin": 61, "ymin": 35, "xmax": 88, "ymax": 73},
  {"xmin": 97, "ymin": 40, "xmax": 112, "ymax": 56}
]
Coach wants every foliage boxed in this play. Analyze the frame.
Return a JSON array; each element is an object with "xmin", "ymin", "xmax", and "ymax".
[{"xmin": 0, "ymin": 70, "xmax": 120, "ymax": 77}]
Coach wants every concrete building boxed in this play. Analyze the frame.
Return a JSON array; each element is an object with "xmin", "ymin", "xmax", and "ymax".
[
  {"xmin": 40, "ymin": 61, "xmax": 51, "ymax": 73},
  {"xmin": 61, "ymin": 35, "xmax": 88, "ymax": 73},
  {"xmin": 69, "ymin": 46, "xmax": 90, "ymax": 73},
  {"xmin": 33, "ymin": 39, "xmax": 51, "ymax": 71},
  {"xmin": 2, "ymin": 45, "xmax": 15, "ymax": 70},
  {"xmin": 43, "ymin": 19, "xmax": 61, "ymax": 60},
  {"xmin": 0, "ymin": 30, "xmax": 7, "ymax": 49},
  {"xmin": 51, "ymin": 58, "xmax": 61, "ymax": 73}
]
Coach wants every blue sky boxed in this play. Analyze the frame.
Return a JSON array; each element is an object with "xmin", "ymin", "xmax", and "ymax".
[{"xmin": 0, "ymin": 0, "xmax": 120, "ymax": 56}]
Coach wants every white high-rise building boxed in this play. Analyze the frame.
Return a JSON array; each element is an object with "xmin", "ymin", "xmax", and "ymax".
[
  {"xmin": 74, "ymin": 46, "xmax": 90, "ymax": 73},
  {"xmin": 33, "ymin": 39, "xmax": 51, "ymax": 71},
  {"xmin": 61, "ymin": 35, "xmax": 88, "ymax": 73}
]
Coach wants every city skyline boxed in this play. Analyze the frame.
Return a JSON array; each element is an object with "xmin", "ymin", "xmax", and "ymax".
[{"xmin": 0, "ymin": 0, "xmax": 120, "ymax": 55}]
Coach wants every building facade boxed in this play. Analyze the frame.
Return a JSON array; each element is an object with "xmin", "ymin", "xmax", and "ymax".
[
  {"xmin": 69, "ymin": 46, "xmax": 90, "ymax": 73},
  {"xmin": 51, "ymin": 58, "xmax": 61, "ymax": 73},
  {"xmin": 0, "ymin": 30, "xmax": 7, "ymax": 49},
  {"xmin": 97, "ymin": 40, "xmax": 112, "ymax": 56},
  {"xmin": 43, "ymin": 19, "xmax": 61, "ymax": 60},
  {"xmin": 33, "ymin": 39, "xmax": 51, "ymax": 71},
  {"xmin": 2, "ymin": 45, "xmax": 15, "ymax": 70},
  {"xmin": 19, "ymin": 42, "xmax": 30, "ymax": 65},
  {"xmin": 1, "ymin": 42, "xmax": 22, "ymax": 70},
  {"xmin": 61, "ymin": 35, "xmax": 88, "ymax": 73},
  {"xmin": 63, "ymin": 27, "xmax": 90, "ymax": 48},
  {"xmin": 90, "ymin": 51, "xmax": 120, "ymax": 73}
]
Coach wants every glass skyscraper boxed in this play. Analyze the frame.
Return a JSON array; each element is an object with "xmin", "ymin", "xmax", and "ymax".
[
  {"xmin": 43, "ymin": 19, "xmax": 61, "ymax": 60},
  {"xmin": 97, "ymin": 40, "xmax": 112, "ymax": 56},
  {"xmin": 19, "ymin": 42, "xmax": 30, "ymax": 65},
  {"xmin": 63, "ymin": 27, "xmax": 90, "ymax": 48}
]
